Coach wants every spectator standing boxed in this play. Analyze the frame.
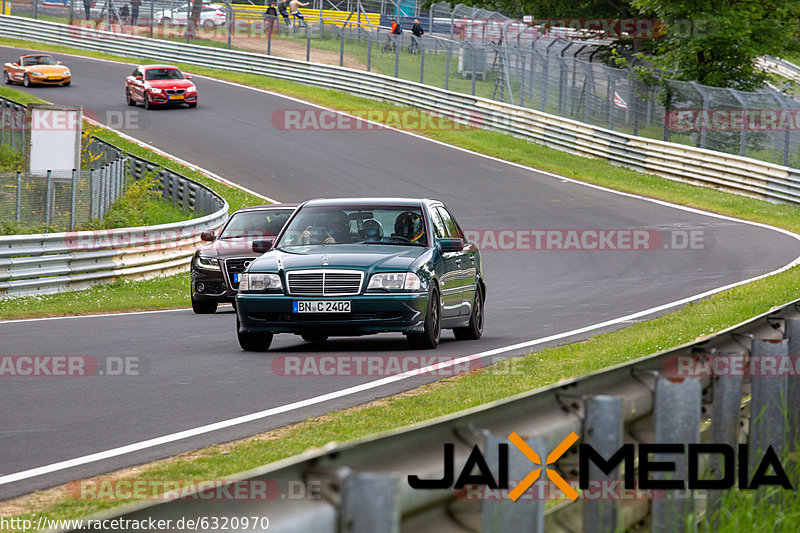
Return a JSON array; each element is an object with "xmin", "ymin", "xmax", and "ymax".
[
  {"xmin": 130, "ymin": 0, "xmax": 141, "ymax": 26},
  {"xmin": 288, "ymin": 0, "xmax": 308, "ymax": 28},
  {"xmin": 264, "ymin": 2, "xmax": 278, "ymax": 38},
  {"xmin": 411, "ymin": 18, "xmax": 424, "ymax": 37}
]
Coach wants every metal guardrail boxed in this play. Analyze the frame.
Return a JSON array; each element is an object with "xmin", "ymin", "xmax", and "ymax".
[
  {"xmin": 72, "ymin": 298, "xmax": 800, "ymax": 532},
  {"xmin": 0, "ymin": 94, "xmax": 28, "ymax": 155},
  {"xmin": 760, "ymin": 56, "xmax": 800, "ymax": 85},
  {"xmin": 1, "ymin": 15, "xmax": 799, "ymax": 207},
  {"xmin": 0, "ymin": 136, "xmax": 229, "ymax": 298}
]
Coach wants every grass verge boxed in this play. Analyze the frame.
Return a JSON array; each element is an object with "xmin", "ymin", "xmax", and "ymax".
[{"xmin": 2, "ymin": 35, "xmax": 800, "ymax": 526}]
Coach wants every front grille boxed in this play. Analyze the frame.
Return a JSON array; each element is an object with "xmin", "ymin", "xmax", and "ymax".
[
  {"xmin": 287, "ymin": 270, "xmax": 363, "ymax": 296},
  {"xmin": 165, "ymin": 89, "xmax": 185, "ymax": 95},
  {"xmin": 225, "ymin": 257, "xmax": 256, "ymax": 290}
]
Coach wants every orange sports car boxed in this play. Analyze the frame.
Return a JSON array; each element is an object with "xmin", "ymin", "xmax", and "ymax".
[{"xmin": 3, "ymin": 54, "xmax": 71, "ymax": 87}]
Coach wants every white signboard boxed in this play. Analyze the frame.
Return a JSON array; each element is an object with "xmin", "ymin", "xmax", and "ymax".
[{"xmin": 27, "ymin": 105, "xmax": 82, "ymax": 177}]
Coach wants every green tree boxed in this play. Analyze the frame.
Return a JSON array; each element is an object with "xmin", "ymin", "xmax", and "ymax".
[{"xmin": 628, "ymin": 0, "xmax": 800, "ymax": 90}]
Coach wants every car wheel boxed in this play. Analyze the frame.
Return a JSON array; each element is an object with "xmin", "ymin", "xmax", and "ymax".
[
  {"xmin": 187, "ymin": 102, "xmax": 197, "ymax": 108},
  {"xmin": 62, "ymin": 80, "xmax": 71, "ymax": 86},
  {"xmin": 162, "ymin": 17, "xmax": 172, "ymax": 26},
  {"xmin": 408, "ymin": 286, "xmax": 440, "ymax": 349},
  {"xmin": 23, "ymin": 74, "xmax": 31, "ymax": 87},
  {"xmin": 453, "ymin": 285, "xmax": 484, "ymax": 340},
  {"xmin": 144, "ymin": 95, "xmax": 152, "ymax": 110},
  {"xmin": 191, "ymin": 295, "xmax": 217, "ymax": 314},
  {"xmin": 237, "ymin": 318, "xmax": 273, "ymax": 352},
  {"xmin": 3, "ymin": 71, "xmax": 11, "ymax": 84},
  {"xmin": 202, "ymin": 19, "xmax": 215, "ymax": 29},
  {"xmin": 301, "ymin": 334, "xmax": 328, "ymax": 343},
  {"xmin": 125, "ymin": 89, "xmax": 136, "ymax": 106}
]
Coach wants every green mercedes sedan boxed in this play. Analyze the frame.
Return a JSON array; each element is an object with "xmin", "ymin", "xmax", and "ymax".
[{"xmin": 235, "ymin": 198, "xmax": 485, "ymax": 351}]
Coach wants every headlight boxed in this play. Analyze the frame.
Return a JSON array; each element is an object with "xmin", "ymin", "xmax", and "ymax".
[
  {"xmin": 194, "ymin": 255, "xmax": 220, "ymax": 271},
  {"xmin": 185, "ymin": 84, "xmax": 196, "ymax": 92},
  {"xmin": 63, "ymin": 69, "xmax": 70, "ymax": 75},
  {"xmin": 31, "ymin": 71, "xmax": 43, "ymax": 76},
  {"xmin": 239, "ymin": 273, "xmax": 282, "ymax": 292},
  {"xmin": 148, "ymin": 87, "xmax": 163, "ymax": 94},
  {"xmin": 367, "ymin": 272, "xmax": 421, "ymax": 291}
]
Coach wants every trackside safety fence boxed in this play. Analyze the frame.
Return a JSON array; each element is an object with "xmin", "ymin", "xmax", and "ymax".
[
  {"xmin": 2, "ymin": 15, "xmax": 799, "ymax": 206},
  {"xmin": 0, "ymin": 138, "xmax": 228, "ymax": 299},
  {"xmin": 71, "ymin": 298, "xmax": 800, "ymax": 533}
]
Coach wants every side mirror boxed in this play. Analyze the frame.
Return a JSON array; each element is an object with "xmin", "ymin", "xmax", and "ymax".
[
  {"xmin": 200, "ymin": 230, "xmax": 214, "ymax": 242},
  {"xmin": 12, "ymin": 63, "xmax": 18, "ymax": 67},
  {"xmin": 135, "ymin": 75, "xmax": 142, "ymax": 80},
  {"xmin": 57, "ymin": 61, "xmax": 62, "ymax": 65},
  {"xmin": 252, "ymin": 240, "xmax": 274, "ymax": 253},
  {"xmin": 439, "ymin": 238, "xmax": 464, "ymax": 252},
  {"xmin": 185, "ymin": 74, "xmax": 192, "ymax": 79}
]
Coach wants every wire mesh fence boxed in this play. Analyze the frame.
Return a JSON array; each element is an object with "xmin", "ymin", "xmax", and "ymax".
[{"xmin": 5, "ymin": 0, "xmax": 800, "ymax": 168}]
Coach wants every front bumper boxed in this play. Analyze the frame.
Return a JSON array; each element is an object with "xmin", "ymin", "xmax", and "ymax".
[
  {"xmin": 30, "ymin": 73, "xmax": 70, "ymax": 85},
  {"xmin": 148, "ymin": 92, "xmax": 197, "ymax": 104},
  {"xmin": 191, "ymin": 267, "xmax": 234, "ymax": 303},
  {"xmin": 236, "ymin": 292, "xmax": 429, "ymax": 336}
]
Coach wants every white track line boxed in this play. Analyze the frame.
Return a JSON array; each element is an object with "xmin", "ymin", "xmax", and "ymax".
[{"xmin": 2, "ymin": 45, "xmax": 800, "ymax": 486}]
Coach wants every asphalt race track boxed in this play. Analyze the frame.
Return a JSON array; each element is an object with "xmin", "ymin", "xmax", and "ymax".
[{"xmin": 2, "ymin": 46, "xmax": 800, "ymax": 499}]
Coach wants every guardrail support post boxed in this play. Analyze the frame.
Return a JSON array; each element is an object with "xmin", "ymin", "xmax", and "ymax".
[
  {"xmin": 15, "ymin": 171, "xmax": 21, "ymax": 223},
  {"xmin": 70, "ymin": 169, "xmax": 77, "ymax": 231},
  {"xmin": 45, "ymin": 170, "xmax": 52, "ymax": 229},
  {"xmin": 340, "ymin": 472, "xmax": 398, "ymax": 533},
  {"xmin": 749, "ymin": 338, "xmax": 789, "ymax": 504},
  {"xmin": 582, "ymin": 395, "xmax": 622, "ymax": 533},
  {"xmin": 706, "ymin": 374, "xmax": 743, "ymax": 525},
  {"xmin": 784, "ymin": 318, "xmax": 800, "ymax": 454},
  {"xmin": 651, "ymin": 377, "xmax": 701, "ymax": 533},
  {"xmin": 481, "ymin": 434, "xmax": 544, "ymax": 533}
]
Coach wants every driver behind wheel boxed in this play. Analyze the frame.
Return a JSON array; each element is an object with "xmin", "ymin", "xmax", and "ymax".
[
  {"xmin": 393, "ymin": 211, "xmax": 425, "ymax": 242},
  {"xmin": 301, "ymin": 210, "xmax": 353, "ymax": 244}
]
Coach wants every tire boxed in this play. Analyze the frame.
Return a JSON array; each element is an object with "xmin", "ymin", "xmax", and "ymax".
[
  {"xmin": 125, "ymin": 89, "xmax": 136, "ymax": 106},
  {"xmin": 144, "ymin": 94, "xmax": 152, "ymax": 110},
  {"xmin": 23, "ymin": 74, "xmax": 31, "ymax": 87},
  {"xmin": 191, "ymin": 295, "xmax": 217, "ymax": 314},
  {"xmin": 202, "ymin": 19, "xmax": 215, "ymax": 29},
  {"xmin": 408, "ymin": 287, "xmax": 441, "ymax": 349},
  {"xmin": 187, "ymin": 102, "xmax": 197, "ymax": 108},
  {"xmin": 301, "ymin": 334, "xmax": 328, "ymax": 343},
  {"xmin": 62, "ymin": 80, "xmax": 71, "ymax": 86},
  {"xmin": 162, "ymin": 17, "xmax": 172, "ymax": 27},
  {"xmin": 3, "ymin": 71, "xmax": 11, "ymax": 84},
  {"xmin": 454, "ymin": 285, "xmax": 484, "ymax": 340},
  {"xmin": 237, "ymin": 318, "xmax": 273, "ymax": 352}
]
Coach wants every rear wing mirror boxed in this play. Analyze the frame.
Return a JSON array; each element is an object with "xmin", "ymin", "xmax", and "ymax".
[
  {"xmin": 252, "ymin": 240, "xmax": 274, "ymax": 253},
  {"xmin": 200, "ymin": 230, "xmax": 215, "ymax": 242},
  {"xmin": 438, "ymin": 238, "xmax": 464, "ymax": 252}
]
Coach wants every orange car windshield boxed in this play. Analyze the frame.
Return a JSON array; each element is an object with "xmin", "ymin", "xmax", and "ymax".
[
  {"xmin": 145, "ymin": 68, "xmax": 184, "ymax": 81},
  {"xmin": 22, "ymin": 56, "xmax": 57, "ymax": 66}
]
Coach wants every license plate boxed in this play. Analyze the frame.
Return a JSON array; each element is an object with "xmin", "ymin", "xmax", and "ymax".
[
  {"xmin": 233, "ymin": 273, "xmax": 239, "ymax": 282},
  {"xmin": 169, "ymin": 95, "xmax": 183, "ymax": 100},
  {"xmin": 293, "ymin": 301, "xmax": 351, "ymax": 313},
  {"xmin": 48, "ymin": 76, "xmax": 61, "ymax": 80}
]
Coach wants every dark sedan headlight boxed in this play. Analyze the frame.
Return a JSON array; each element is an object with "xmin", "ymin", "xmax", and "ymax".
[
  {"xmin": 194, "ymin": 255, "xmax": 220, "ymax": 271},
  {"xmin": 239, "ymin": 273, "xmax": 283, "ymax": 292},
  {"xmin": 367, "ymin": 272, "xmax": 422, "ymax": 291}
]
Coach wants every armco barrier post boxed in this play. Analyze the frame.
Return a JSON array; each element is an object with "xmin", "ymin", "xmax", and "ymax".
[
  {"xmin": 70, "ymin": 169, "xmax": 77, "ymax": 231},
  {"xmin": 650, "ymin": 377, "xmax": 701, "ymax": 533},
  {"xmin": 45, "ymin": 170, "xmax": 52, "ymax": 228},
  {"xmin": 706, "ymin": 374, "xmax": 743, "ymax": 525},
  {"xmin": 340, "ymin": 472, "xmax": 398, "ymax": 533},
  {"xmin": 749, "ymin": 338, "xmax": 788, "ymax": 505},
  {"xmin": 482, "ymin": 434, "xmax": 544, "ymax": 533},
  {"xmin": 15, "ymin": 171, "xmax": 21, "ymax": 223},
  {"xmin": 582, "ymin": 396, "xmax": 622, "ymax": 533},
  {"xmin": 783, "ymin": 318, "xmax": 800, "ymax": 453}
]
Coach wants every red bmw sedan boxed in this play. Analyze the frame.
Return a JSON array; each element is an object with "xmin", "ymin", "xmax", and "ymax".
[{"xmin": 125, "ymin": 65, "xmax": 197, "ymax": 109}]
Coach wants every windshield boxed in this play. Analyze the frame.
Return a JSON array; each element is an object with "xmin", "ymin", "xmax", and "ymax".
[
  {"xmin": 219, "ymin": 209, "xmax": 292, "ymax": 239},
  {"xmin": 277, "ymin": 205, "xmax": 428, "ymax": 247},
  {"xmin": 145, "ymin": 68, "xmax": 184, "ymax": 81},
  {"xmin": 22, "ymin": 55, "xmax": 57, "ymax": 66}
]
